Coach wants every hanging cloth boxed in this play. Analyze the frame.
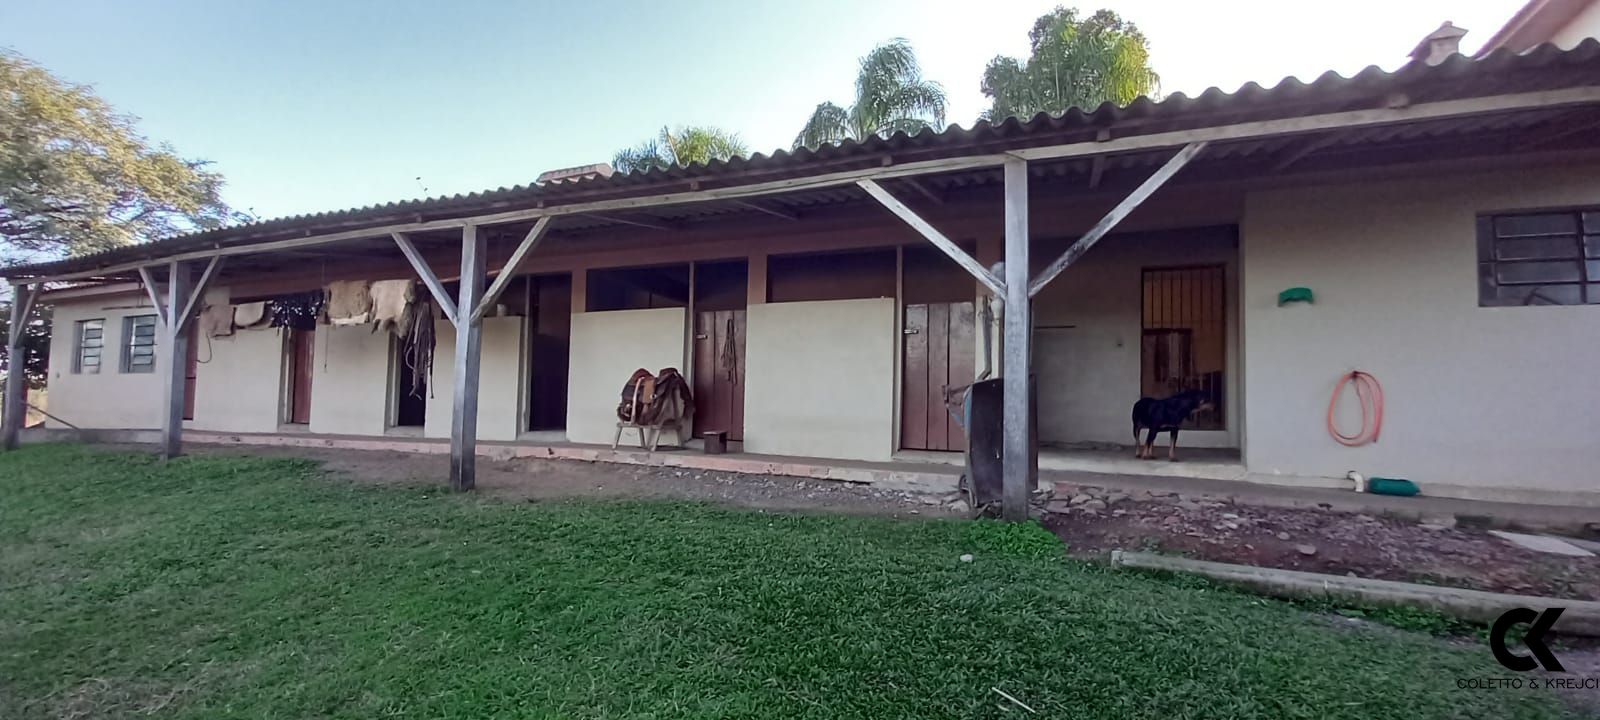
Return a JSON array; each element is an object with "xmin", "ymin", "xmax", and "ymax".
[
  {"xmin": 267, "ymin": 291, "xmax": 325, "ymax": 330},
  {"xmin": 369, "ymin": 279, "xmax": 416, "ymax": 337},
  {"xmin": 233, "ymin": 302, "xmax": 269, "ymax": 329},
  {"xmin": 326, "ymin": 280, "xmax": 373, "ymax": 326},
  {"xmin": 198, "ymin": 302, "xmax": 234, "ymax": 338}
]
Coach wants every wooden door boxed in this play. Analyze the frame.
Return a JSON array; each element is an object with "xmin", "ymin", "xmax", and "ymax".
[
  {"xmin": 901, "ymin": 301, "xmax": 974, "ymax": 452},
  {"xmin": 288, "ymin": 328, "xmax": 315, "ymax": 424},
  {"xmin": 182, "ymin": 321, "xmax": 199, "ymax": 420},
  {"xmin": 528, "ymin": 275, "xmax": 572, "ymax": 431},
  {"xmin": 693, "ymin": 309, "xmax": 745, "ymax": 441}
]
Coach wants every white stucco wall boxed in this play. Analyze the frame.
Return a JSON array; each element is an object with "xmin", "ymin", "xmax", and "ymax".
[
  {"xmin": 565, "ymin": 308, "xmax": 687, "ymax": 445},
  {"xmin": 1032, "ymin": 228, "xmax": 1241, "ymax": 449},
  {"xmin": 1241, "ymin": 164, "xmax": 1600, "ymax": 504},
  {"xmin": 1552, "ymin": 0, "xmax": 1600, "ymax": 48},
  {"xmin": 744, "ymin": 298, "xmax": 897, "ymax": 462},
  {"xmin": 190, "ymin": 325, "xmax": 286, "ymax": 434},
  {"xmin": 425, "ymin": 316, "xmax": 526, "ymax": 442},
  {"xmin": 307, "ymin": 323, "xmax": 393, "ymax": 436},
  {"xmin": 43, "ymin": 294, "xmax": 167, "ymax": 429}
]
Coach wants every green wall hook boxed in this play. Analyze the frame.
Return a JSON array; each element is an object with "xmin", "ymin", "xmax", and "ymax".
[{"xmin": 1277, "ymin": 287, "xmax": 1314, "ymax": 306}]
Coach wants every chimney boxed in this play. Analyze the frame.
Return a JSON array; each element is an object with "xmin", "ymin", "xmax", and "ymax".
[
  {"xmin": 1410, "ymin": 21, "xmax": 1469, "ymax": 65},
  {"xmin": 536, "ymin": 163, "xmax": 616, "ymax": 184}
]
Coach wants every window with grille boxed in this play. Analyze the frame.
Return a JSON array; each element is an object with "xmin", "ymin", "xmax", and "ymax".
[
  {"xmin": 120, "ymin": 315, "xmax": 158, "ymax": 373},
  {"xmin": 73, "ymin": 319, "xmax": 104, "ymax": 374},
  {"xmin": 1141, "ymin": 266, "xmax": 1226, "ymax": 430},
  {"xmin": 1478, "ymin": 209, "xmax": 1600, "ymax": 306}
]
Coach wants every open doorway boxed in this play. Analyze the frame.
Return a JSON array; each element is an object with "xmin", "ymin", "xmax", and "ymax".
[
  {"xmin": 1141, "ymin": 265, "xmax": 1226, "ymax": 430},
  {"xmin": 392, "ymin": 334, "xmax": 428, "ymax": 428},
  {"xmin": 692, "ymin": 260, "xmax": 747, "ymax": 441},
  {"xmin": 527, "ymin": 274, "xmax": 572, "ymax": 431}
]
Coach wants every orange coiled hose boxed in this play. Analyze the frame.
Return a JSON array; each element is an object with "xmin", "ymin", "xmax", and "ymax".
[{"xmin": 1328, "ymin": 371, "xmax": 1383, "ymax": 446}]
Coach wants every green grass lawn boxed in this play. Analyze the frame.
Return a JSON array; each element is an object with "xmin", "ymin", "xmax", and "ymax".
[{"xmin": 0, "ymin": 444, "xmax": 1571, "ymax": 719}]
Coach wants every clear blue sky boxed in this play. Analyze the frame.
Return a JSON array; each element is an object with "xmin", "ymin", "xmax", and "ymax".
[{"xmin": 4, "ymin": 0, "xmax": 1521, "ymax": 221}]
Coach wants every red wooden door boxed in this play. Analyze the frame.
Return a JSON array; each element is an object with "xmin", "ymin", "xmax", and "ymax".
[
  {"xmin": 288, "ymin": 328, "xmax": 315, "ymax": 424},
  {"xmin": 693, "ymin": 309, "xmax": 745, "ymax": 441},
  {"xmin": 901, "ymin": 301, "xmax": 974, "ymax": 451},
  {"xmin": 183, "ymin": 321, "xmax": 199, "ymax": 420}
]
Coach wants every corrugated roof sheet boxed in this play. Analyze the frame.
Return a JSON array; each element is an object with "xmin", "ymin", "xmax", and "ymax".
[{"xmin": 8, "ymin": 39, "xmax": 1600, "ymax": 279}]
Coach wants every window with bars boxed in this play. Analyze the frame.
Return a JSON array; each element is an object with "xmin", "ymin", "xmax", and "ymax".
[
  {"xmin": 1477, "ymin": 209, "xmax": 1600, "ymax": 306},
  {"xmin": 73, "ymin": 319, "xmax": 105, "ymax": 374},
  {"xmin": 120, "ymin": 315, "xmax": 158, "ymax": 373}
]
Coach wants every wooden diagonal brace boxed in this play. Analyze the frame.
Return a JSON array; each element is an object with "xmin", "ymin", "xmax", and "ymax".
[
  {"xmin": 857, "ymin": 179, "xmax": 1006, "ymax": 297},
  {"xmin": 1029, "ymin": 142, "xmax": 1208, "ymax": 297},
  {"xmin": 392, "ymin": 232, "xmax": 459, "ymax": 327},
  {"xmin": 471, "ymin": 217, "xmax": 551, "ymax": 325},
  {"xmin": 137, "ymin": 266, "xmax": 169, "ymax": 327}
]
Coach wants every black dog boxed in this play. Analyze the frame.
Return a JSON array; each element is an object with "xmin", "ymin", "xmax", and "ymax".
[{"xmin": 1131, "ymin": 390, "xmax": 1215, "ymax": 461}]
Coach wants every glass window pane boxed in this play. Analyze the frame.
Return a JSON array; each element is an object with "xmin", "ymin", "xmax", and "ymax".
[
  {"xmin": 1589, "ymin": 260, "xmax": 1600, "ymax": 282},
  {"xmin": 1497, "ymin": 261, "xmax": 1582, "ymax": 284},
  {"xmin": 1590, "ymin": 284, "xmax": 1600, "ymax": 304},
  {"xmin": 1495, "ymin": 213, "xmax": 1577, "ymax": 237},
  {"xmin": 1584, "ymin": 212, "xmax": 1600, "ymax": 234},
  {"xmin": 1588, "ymin": 235, "xmax": 1600, "ymax": 259},
  {"xmin": 1496, "ymin": 236, "xmax": 1578, "ymax": 260}
]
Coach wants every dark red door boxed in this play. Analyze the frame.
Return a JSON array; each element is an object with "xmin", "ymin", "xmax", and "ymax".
[
  {"xmin": 693, "ymin": 309, "xmax": 745, "ymax": 441},
  {"xmin": 288, "ymin": 328, "xmax": 315, "ymax": 424},
  {"xmin": 183, "ymin": 321, "xmax": 199, "ymax": 420},
  {"xmin": 901, "ymin": 301, "xmax": 974, "ymax": 452}
]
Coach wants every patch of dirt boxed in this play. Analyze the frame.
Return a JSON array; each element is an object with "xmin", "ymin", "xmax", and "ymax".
[
  {"xmin": 1037, "ymin": 482, "xmax": 1600, "ymax": 601},
  {"xmin": 178, "ymin": 444, "xmax": 961, "ymax": 518}
]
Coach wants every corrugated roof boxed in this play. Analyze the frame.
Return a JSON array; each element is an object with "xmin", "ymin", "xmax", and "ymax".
[{"xmin": 8, "ymin": 39, "xmax": 1600, "ymax": 280}]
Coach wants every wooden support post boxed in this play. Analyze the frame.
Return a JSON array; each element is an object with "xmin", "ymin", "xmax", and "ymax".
[
  {"xmin": 3, "ymin": 283, "xmax": 37, "ymax": 450},
  {"xmin": 1029, "ymin": 142, "xmax": 1208, "ymax": 297},
  {"xmin": 159, "ymin": 261, "xmax": 195, "ymax": 459},
  {"xmin": 1001, "ymin": 157, "xmax": 1032, "ymax": 521},
  {"xmin": 449, "ymin": 225, "xmax": 486, "ymax": 491}
]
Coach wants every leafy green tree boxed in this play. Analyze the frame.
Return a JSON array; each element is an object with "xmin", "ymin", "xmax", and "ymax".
[
  {"xmin": 0, "ymin": 50, "xmax": 241, "ymax": 259},
  {"xmin": 794, "ymin": 39, "xmax": 946, "ymax": 149},
  {"xmin": 1, "ymin": 50, "xmax": 243, "ymax": 391},
  {"xmin": 980, "ymin": 7, "xmax": 1159, "ymax": 122},
  {"xmin": 612, "ymin": 126, "xmax": 748, "ymax": 174}
]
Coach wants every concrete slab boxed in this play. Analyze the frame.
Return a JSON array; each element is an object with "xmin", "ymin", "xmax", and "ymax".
[{"xmin": 1489, "ymin": 531, "xmax": 1597, "ymax": 557}]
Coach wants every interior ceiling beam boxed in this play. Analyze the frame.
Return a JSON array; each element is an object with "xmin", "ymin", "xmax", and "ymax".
[
  {"xmin": 20, "ymin": 87, "xmax": 1600, "ymax": 285},
  {"xmin": 1030, "ymin": 142, "xmax": 1208, "ymax": 297},
  {"xmin": 1513, "ymin": 110, "xmax": 1600, "ymax": 151},
  {"xmin": 729, "ymin": 199, "xmax": 799, "ymax": 221},
  {"xmin": 1087, "ymin": 156, "xmax": 1107, "ymax": 188},
  {"xmin": 583, "ymin": 213, "xmax": 677, "ymax": 232},
  {"xmin": 900, "ymin": 177, "xmax": 945, "ymax": 205},
  {"xmin": 1270, "ymin": 129, "xmax": 1351, "ymax": 172},
  {"xmin": 857, "ymin": 178, "xmax": 1006, "ymax": 297}
]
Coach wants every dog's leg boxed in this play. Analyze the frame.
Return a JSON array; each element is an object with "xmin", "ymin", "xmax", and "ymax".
[
  {"xmin": 1133, "ymin": 425, "xmax": 1145, "ymax": 457},
  {"xmin": 1143, "ymin": 427, "xmax": 1158, "ymax": 459},
  {"xmin": 1168, "ymin": 429, "xmax": 1179, "ymax": 462}
]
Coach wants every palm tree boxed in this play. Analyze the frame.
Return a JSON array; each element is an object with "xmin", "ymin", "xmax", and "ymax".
[
  {"xmin": 793, "ymin": 39, "xmax": 947, "ymax": 150},
  {"xmin": 612, "ymin": 126, "xmax": 748, "ymax": 174}
]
